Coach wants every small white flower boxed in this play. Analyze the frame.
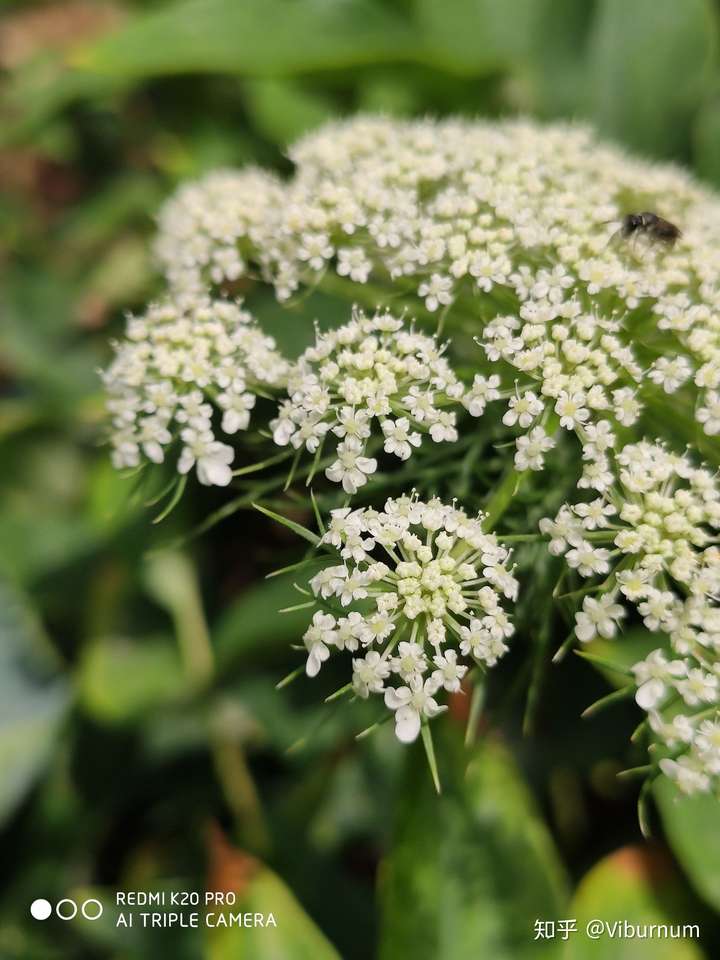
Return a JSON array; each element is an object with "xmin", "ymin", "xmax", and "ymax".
[
  {"xmin": 697, "ymin": 390, "xmax": 720, "ymax": 435},
  {"xmin": 428, "ymin": 411, "xmax": 458, "ymax": 442},
  {"xmin": 659, "ymin": 756, "xmax": 711, "ymax": 795},
  {"xmin": 325, "ymin": 436, "xmax": 378, "ymax": 494},
  {"xmin": 431, "ymin": 650, "xmax": 468, "ymax": 692},
  {"xmin": 649, "ymin": 712, "xmax": 695, "ymax": 748},
  {"xmin": 632, "ymin": 650, "xmax": 686, "ymax": 710},
  {"xmin": 676, "ymin": 668, "xmax": 719, "ymax": 707},
  {"xmin": 648, "ymin": 356, "xmax": 692, "ymax": 394},
  {"xmin": 418, "ymin": 273, "xmax": 453, "ymax": 312},
  {"xmin": 514, "ymin": 426, "xmax": 555, "ymax": 471},
  {"xmin": 390, "ymin": 641, "xmax": 427, "ymax": 681},
  {"xmin": 178, "ymin": 428, "xmax": 234, "ymax": 486},
  {"xmin": 574, "ymin": 498, "xmax": 616, "ymax": 530},
  {"xmin": 337, "ymin": 247, "xmax": 372, "ymax": 282},
  {"xmin": 574, "ymin": 594, "xmax": 626, "ymax": 642},
  {"xmin": 384, "ymin": 676, "xmax": 445, "ymax": 743},
  {"xmin": 503, "ymin": 390, "xmax": 543, "ymax": 428},
  {"xmin": 565, "ymin": 541, "xmax": 611, "ymax": 577},
  {"xmin": 464, "ymin": 374, "xmax": 501, "ymax": 417},
  {"xmin": 612, "ymin": 388, "xmax": 641, "ymax": 427},
  {"xmin": 459, "ymin": 619, "xmax": 509, "ymax": 666},
  {"xmin": 352, "ymin": 650, "xmax": 391, "ymax": 697},
  {"xmin": 616, "ymin": 567, "xmax": 651, "ymax": 601},
  {"xmin": 303, "ymin": 611, "xmax": 337, "ymax": 677},
  {"xmin": 310, "ymin": 565, "xmax": 347, "ymax": 599},
  {"xmin": 381, "ymin": 417, "xmax": 421, "ymax": 460},
  {"xmin": 555, "ymin": 391, "xmax": 589, "ymax": 429},
  {"xmin": 218, "ymin": 384, "xmax": 256, "ymax": 433}
]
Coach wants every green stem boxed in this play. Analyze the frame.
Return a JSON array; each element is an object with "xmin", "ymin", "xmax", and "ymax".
[
  {"xmin": 421, "ymin": 724, "xmax": 442, "ymax": 795},
  {"xmin": 211, "ymin": 735, "xmax": 269, "ymax": 855},
  {"xmin": 232, "ymin": 448, "xmax": 293, "ymax": 476},
  {"xmin": 465, "ymin": 678, "xmax": 485, "ymax": 746},
  {"xmin": 482, "ymin": 467, "xmax": 521, "ymax": 531},
  {"xmin": 581, "ymin": 684, "xmax": 635, "ymax": 719},
  {"xmin": 276, "ymin": 664, "xmax": 305, "ymax": 689}
]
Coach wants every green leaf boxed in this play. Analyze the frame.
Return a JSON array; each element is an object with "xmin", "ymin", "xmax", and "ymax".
[
  {"xmin": 0, "ymin": 56, "xmax": 130, "ymax": 147},
  {"xmin": 206, "ymin": 857, "xmax": 340, "ymax": 959},
  {"xmin": 142, "ymin": 550, "xmax": 213, "ymax": 686},
  {"xmin": 566, "ymin": 845, "xmax": 705, "ymax": 959},
  {"xmin": 249, "ymin": 287, "xmax": 351, "ymax": 360},
  {"xmin": 1, "ymin": 266, "xmax": 100, "ymax": 408},
  {"xmin": 78, "ymin": 635, "xmax": 188, "ymax": 724},
  {"xmin": 213, "ymin": 563, "xmax": 325, "ymax": 667},
  {"xmin": 693, "ymin": 96, "xmax": 720, "ymax": 186},
  {"xmin": 524, "ymin": 0, "xmax": 595, "ymax": 115},
  {"xmin": 655, "ymin": 777, "xmax": 720, "ymax": 911},
  {"xmin": 378, "ymin": 730, "xmax": 568, "ymax": 959},
  {"xmin": 244, "ymin": 78, "xmax": 336, "ymax": 146},
  {"xmin": 574, "ymin": 649, "xmax": 633, "ymax": 679},
  {"xmin": 253, "ymin": 503, "xmax": 320, "ymax": 546},
  {"xmin": 420, "ymin": 723, "xmax": 441, "ymax": 794},
  {"xmin": 586, "ymin": 0, "xmax": 717, "ymax": 157},
  {"xmin": 72, "ymin": 0, "xmax": 416, "ymax": 77},
  {"xmin": 414, "ymin": 0, "xmax": 540, "ymax": 75},
  {"xmin": 0, "ymin": 578, "xmax": 70, "ymax": 825},
  {"xmin": 152, "ymin": 474, "xmax": 188, "ymax": 524},
  {"xmin": 482, "ymin": 466, "xmax": 521, "ymax": 531},
  {"xmin": 583, "ymin": 627, "xmax": 664, "ymax": 689},
  {"xmin": 356, "ymin": 72, "xmax": 422, "ymax": 115}
]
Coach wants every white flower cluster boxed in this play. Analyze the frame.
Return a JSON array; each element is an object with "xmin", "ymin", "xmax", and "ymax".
[
  {"xmin": 270, "ymin": 308, "xmax": 480, "ymax": 494},
  {"xmin": 301, "ymin": 496, "xmax": 518, "ymax": 743},
  {"xmin": 155, "ymin": 169, "xmax": 285, "ymax": 303},
  {"xmin": 103, "ymin": 297, "xmax": 288, "ymax": 486},
  {"xmin": 143, "ymin": 115, "xmax": 720, "ymax": 788},
  {"xmin": 541, "ymin": 441, "xmax": 720, "ymax": 793},
  {"xmin": 156, "ymin": 116, "xmax": 720, "ymax": 441},
  {"xmin": 480, "ymin": 309, "xmax": 644, "ymax": 480}
]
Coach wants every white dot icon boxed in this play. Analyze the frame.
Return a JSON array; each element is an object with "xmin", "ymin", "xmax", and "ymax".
[{"xmin": 30, "ymin": 899, "xmax": 52, "ymax": 921}]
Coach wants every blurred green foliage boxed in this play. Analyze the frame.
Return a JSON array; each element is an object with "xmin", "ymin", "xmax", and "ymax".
[
  {"xmin": 2, "ymin": 1, "xmax": 720, "ymax": 957},
  {"xmin": 379, "ymin": 734, "xmax": 568, "ymax": 960}
]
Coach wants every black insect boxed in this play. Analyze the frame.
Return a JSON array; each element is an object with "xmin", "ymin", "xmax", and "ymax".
[{"xmin": 612, "ymin": 211, "xmax": 681, "ymax": 248}]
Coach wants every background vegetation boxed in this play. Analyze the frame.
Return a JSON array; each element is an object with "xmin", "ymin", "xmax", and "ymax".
[{"xmin": 2, "ymin": 1, "xmax": 720, "ymax": 957}]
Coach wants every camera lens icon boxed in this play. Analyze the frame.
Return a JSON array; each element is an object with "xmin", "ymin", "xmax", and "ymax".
[{"xmin": 30, "ymin": 898, "xmax": 103, "ymax": 921}]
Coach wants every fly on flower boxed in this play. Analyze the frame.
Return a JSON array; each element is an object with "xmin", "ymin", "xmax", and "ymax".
[{"xmin": 609, "ymin": 211, "xmax": 681, "ymax": 249}]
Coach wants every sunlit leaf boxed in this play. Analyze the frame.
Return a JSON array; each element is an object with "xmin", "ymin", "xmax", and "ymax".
[
  {"xmin": 414, "ymin": 0, "xmax": 538, "ymax": 75},
  {"xmin": 205, "ymin": 828, "xmax": 340, "ymax": 959},
  {"xmin": 78, "ymin": 635, "xmax": 188, "ymax": 724},
  {"xmin": 566, "ymin": 845, "xmax": 705, "ymax": 959},
  {"xmin": 72, "ymin": 0, "xmax": 416, "ymax": 77}
]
